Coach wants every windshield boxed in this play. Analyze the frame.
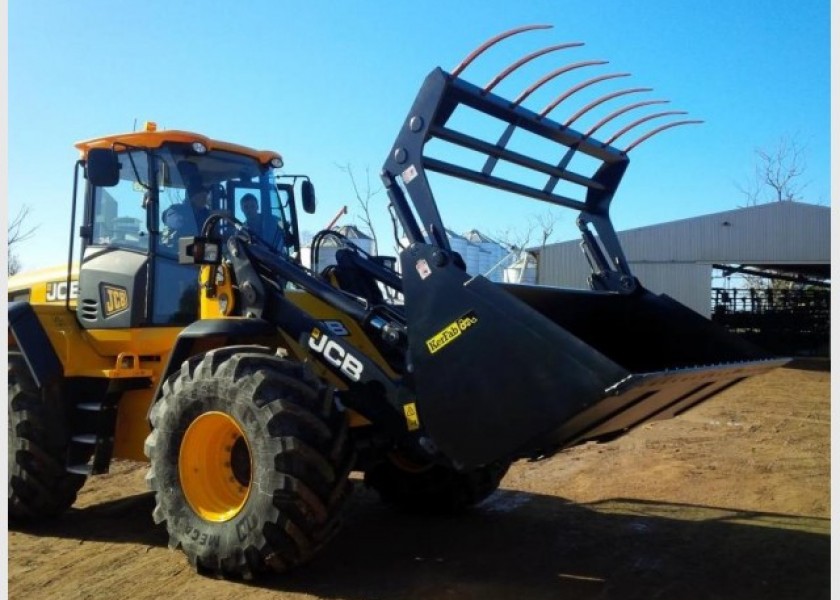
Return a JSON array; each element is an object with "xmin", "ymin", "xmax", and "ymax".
[
  {"xmin": 157, "ymin": 144, "xmax": 290, "ymax": 256},
  {"xmin": 88, "ymin": 143, "xmax": 291, "ymax": 257}
]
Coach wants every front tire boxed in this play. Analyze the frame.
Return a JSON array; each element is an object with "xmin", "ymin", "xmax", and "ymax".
[
  {"xmin": 364, "ymin": 454, "xmax": 510, "ymax": 514},
  {"xmin": 8, "ymin": 352, "xmax": 87, "ymax": 519},
  {"xmin": 145, "ymin": 346, "xmax": 355, "ymax": 578}
]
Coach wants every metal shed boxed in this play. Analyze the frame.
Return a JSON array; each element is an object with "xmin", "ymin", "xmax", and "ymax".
[{"xmin": 537, "ymin": 201, "xmax": 830, "ymax": 318}]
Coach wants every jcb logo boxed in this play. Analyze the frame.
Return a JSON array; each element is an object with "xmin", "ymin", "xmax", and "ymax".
[
  {"xmin": 46, "ymin": 281, "xmax": 78, "ymax": 302},
  {"xmin": 101, "ymin": 285, "xmax": 129, "ymax": 317},
  {"xmin": 308, "ymin": 328, "xmax": 364, "ymax": 382}
]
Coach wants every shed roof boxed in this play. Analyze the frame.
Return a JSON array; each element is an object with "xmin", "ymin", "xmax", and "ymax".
[{"xmin": 541, "ymin": 201, "xmax": 830, "ymax": 280}]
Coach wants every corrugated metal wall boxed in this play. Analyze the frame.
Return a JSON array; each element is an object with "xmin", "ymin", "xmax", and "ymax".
[
  {"xmin": 537, "ymin": 202, "xmax": 830, "ymax": 318},
  {"xmin": 630, "ymin": 263, "xmax": 712, "ymax": 316},
  {"xmin": 617, "ymin": 202, "xmax": 829, "ymax": 264}
]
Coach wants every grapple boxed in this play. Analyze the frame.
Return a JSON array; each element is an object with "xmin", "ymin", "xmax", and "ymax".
[{"xmin": 380, "ymin": 25, "xmax": 786, "ymax": 469}]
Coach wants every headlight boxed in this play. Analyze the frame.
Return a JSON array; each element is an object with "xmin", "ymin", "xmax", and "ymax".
[{"xmin": 192, "ymin": 142, "xmax": 208, "ymax": 154}]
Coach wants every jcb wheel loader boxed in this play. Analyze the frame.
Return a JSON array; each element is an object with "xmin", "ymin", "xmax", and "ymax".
[{"xmin": 8, "ymin": 25, "xmax": 786, "ymax": 578}]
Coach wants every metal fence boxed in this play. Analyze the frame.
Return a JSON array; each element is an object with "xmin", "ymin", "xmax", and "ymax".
[{"xmin": 710, "ymin": 287, "xmax": 830, "ymax": 356}]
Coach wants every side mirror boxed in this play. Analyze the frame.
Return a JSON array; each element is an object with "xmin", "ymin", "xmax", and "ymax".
[
  {"xmin": 301, "ymin": 180, "xmax": 316, "ymax": 214},
  {"xmin": 86, "ymin": 148, "xmax": 121, "ymax": 187}
]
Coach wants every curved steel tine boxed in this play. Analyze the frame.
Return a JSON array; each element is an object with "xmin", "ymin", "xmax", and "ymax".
[
  {"xmin": 624, "ymin": 120, "xmax": 704, "ymax": 153},
  {"xmin": 564, "ymin": 87, "xmax": 653, "ymax": 128},
  {"xmin": 451, "ymin": 24, "xmax": 552, "ymax": 77},
  {"xmin": 513, "ymin": 60, "xmax": 608, "ymax": 106},
  {"xmin": 483, "ymin": 42, "xmax": 584, "ymax": 94},
  {"xmin": 584, "ymin": 99, "xmax": 669, "ymax": 137},
  {"xmin": 604, "ymin": 111, "xmax": 688, "ymax": 146},
  {"xmin": 539, "ymin": 73, "xmax": 630, "ymax": 118}
]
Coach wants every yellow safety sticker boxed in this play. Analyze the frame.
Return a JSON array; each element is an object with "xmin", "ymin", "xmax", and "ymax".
[
  {"xmin": 425, "ymin": 311, "xmax": 479, "ymax": 354},
  {"xmin": 403, "ymin": 402, "xmax": 421, "ymax": 431}
]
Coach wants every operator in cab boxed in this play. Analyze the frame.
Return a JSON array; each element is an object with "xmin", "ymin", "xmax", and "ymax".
[{"xmin": 161, "ymin": 176, "xmax": 213, "ymax": 246}]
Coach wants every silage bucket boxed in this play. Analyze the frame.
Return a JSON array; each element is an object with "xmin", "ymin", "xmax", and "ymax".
[{"xmin": 401, "ymin": 244, "xmax": 787, "ymax": 469}]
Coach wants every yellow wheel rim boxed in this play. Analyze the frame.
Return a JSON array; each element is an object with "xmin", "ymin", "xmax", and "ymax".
[{"xmin": 179, "ymin": 411, "xmax": 252, "ymax": 522}]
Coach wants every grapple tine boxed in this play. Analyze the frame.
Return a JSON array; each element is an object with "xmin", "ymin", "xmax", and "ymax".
[
  {"xmin": 564, "ymin": 87, "xmax": 653, "ymax": 128},
  {"xmin": 483, "ymin": 42, "xmax": 585, "ymax": 94},
  {"xmin": 539, "ymin": 73, "xmax": 631, "ymax": 118},
  {"xmin": 584, "ymin": 99, "xmax": 670, "ymax": 137},
  {"xmin": 604, "ymin": 110, "xmax": 688, "ymax": 146},
  {"xmin": 512, "ymin": 60, "xmax": 608, "ymax": 107},
  {"xmin": 451, "ymin": 24, "xmax": 552, "ymax": 77},
  {"xmin": 624, "ymin": 120, "xmax": 704, "ymax": 152}
]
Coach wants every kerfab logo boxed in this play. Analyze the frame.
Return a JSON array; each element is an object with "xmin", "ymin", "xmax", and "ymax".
[
  {"xmin": 46, "ymin": 280, "xmax": 79, "ymax": 302},
  {"xmin": 308, "ymin": 328, "xmax": 364, "ymax": 382},
  {"xmin": 425, "ymin": 311, "xmax": 479, "ymax": 355}
]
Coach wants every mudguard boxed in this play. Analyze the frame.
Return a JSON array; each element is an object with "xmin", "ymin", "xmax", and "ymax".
[
  {"xmin": 150, "ymin": 317, "xmax": 281, "ymax": 409},
  {"xmin": 8, "ymin": 301, "xmax": 64, "ymax": 389}
]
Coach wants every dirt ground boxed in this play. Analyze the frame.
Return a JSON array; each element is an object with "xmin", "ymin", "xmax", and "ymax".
[{"xmin": 8, "ymin": 359, "xmax": 830, "ymax": 600}]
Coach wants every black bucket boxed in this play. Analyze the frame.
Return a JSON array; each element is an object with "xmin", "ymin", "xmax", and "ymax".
[{"xmin": 401, "ymin": 244, "xmax": 787, "ymax": 469}]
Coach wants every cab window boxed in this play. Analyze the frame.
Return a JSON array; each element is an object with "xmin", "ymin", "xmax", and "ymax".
[{"xmin": 90, "ymin": 150, "xmax": 150, "ymax": 251}]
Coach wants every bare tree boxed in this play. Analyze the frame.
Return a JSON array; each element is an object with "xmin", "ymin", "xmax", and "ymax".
[
  {"xmin": 8, "ymin": 253, "xmax": 22, "ymax": 276},
  {"xmin": 8, "ymin": 205, "xmax": 38, "ymax": 275},
  {"xmin": 737, "ymin": 134, "xmax": 808, "ymax": 205},
  {"xmin": 495, "ymin": 210, "xmax": 561, "ymax": 259},
  {"xmin": 733, "ymin": 135, "xmax": 812, "ymax": 291},
  {"xmin": 494, "ymin": 223, "xmax": 534, "ymax": 256},
  {"xmin": 337, "ymin": 163, "xmax": 383, "ymax": 254},
  {"xmin": 532, "ymin": 209, "xmax": 561, "ymax": 252}
]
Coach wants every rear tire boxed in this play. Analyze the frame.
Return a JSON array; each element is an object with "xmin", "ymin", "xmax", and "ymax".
[
  {"xmin": 364, "ymin": 454, "xmax": 510, "ymax": 514},
  {"xmin": 145, "ymin": 346, "xmax": 355, "ymax": 578},
  {"xmin": 8, "ymin": 352, "xmax": 87, "ymax": 519}
]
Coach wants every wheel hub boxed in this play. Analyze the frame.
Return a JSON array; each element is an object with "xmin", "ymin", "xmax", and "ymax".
[{"xmin": 179, "ymin": 411, "xmax": 252, "ymax": 522}]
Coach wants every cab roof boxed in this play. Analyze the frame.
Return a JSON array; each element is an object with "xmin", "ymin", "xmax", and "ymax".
[{"xmin": 74, "ymin": 127, "xmax": 283, "ymax": 166}]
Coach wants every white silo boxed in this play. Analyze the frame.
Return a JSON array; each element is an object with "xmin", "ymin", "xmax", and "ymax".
[
  {"xmin": 464, "ymin": 229, "xmax": 510, "ymax": 282},
  {"xmin": 503, "ymin": 252, "xmax": 538, "ymax": 285},
  {"xmin": 445, "ymin": 229, "xmax": 481, "ymax": 276}
]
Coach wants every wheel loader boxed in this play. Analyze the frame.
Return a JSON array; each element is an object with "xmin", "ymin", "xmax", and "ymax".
[{"xmin": 8, "ymin": 25, "xmax": 786, "ymax": 578}]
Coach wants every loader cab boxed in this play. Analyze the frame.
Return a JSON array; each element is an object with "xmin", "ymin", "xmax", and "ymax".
[{"xmin": 77, "ymin": 127, "xmax": 292, "ymax": 329}]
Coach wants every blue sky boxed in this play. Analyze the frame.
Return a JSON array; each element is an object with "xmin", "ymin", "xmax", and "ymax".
[{"xmin": 7, "ymin": 0, "xmax": 831, "ymax": 271}]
